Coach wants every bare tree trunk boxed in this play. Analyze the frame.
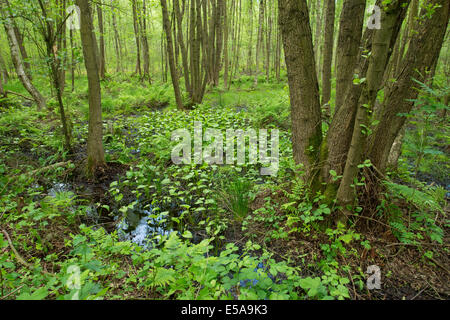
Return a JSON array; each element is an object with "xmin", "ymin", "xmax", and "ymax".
[
  {"xmin": 335, "ymin": 0, "xmax": 366, "ymax": 113},
  {"xmin": 161, "ymin": 0, "xmax": 184, "ymax": 110},
  {"xmin": 278, "ymin": 0, "xmax": 322, "ymax": 184},
  {"xmin": 76, "ymin": 0, "xmax": 106, "ymax": 176},
  {"xmin": 314, "ymin": 0, "xmax": 324, "ymax": 81},
  {"xmin": 97, "ymin": 1, "xmax": 106, "ymax": 79},
  {"xmin": 174, "ymin": 0, "xmax": 191, "ymax": 94},
  {"xmin": 1, "ymin": 3, "xmax": 46, "ymax": 110},
  {"xmin": 321, "ymin": 0, "xmax": 335, "ymax": 113},
  {"xmin": 132, "ymin": 0, "xmax": 141, "ymax": 77},
  {"xmin": 70, "ymin": 27, "xmax": 75, "ymax": 92},
  {"xmin": 141, "ymin": 0, "xmax": 151, "ymax": 83},
  {"xmin": 369, "ymin": 0, "xmax": 449, "ymax": 173},
  {"xmin": 265, "ymin": 0, "xmax": 272, "ymax": 81},
  {"xmin": 337, "ymin": 2, "xmax": 410, "ymax": 214},
  {"xmin": 111, "ymin": 0, "xmax": 121, "ymax": 72},
  {"xmin": 254, "ymin": 0, "xmax": 264, "ymax": 86},
  {"xmin": 0, "ymin": 51, "xmax": 9, "ymax": 84},
  {"xmin": 246, "ymin": 0, "xmax": 253, "ymax": 75},
  {"xmin": 223, "ymin": 0, "xmax": 229, "ymax": 88}
]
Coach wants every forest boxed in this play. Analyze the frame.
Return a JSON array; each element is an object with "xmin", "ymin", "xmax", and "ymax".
[{"xmin": 0, "ymin": 0, "xmax": 448, "ymax": 301}]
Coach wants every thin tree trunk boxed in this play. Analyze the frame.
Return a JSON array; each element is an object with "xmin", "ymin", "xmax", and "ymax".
[
  {"xmin": 254, "ymin": 0, "xmax": 264, "ymax": 86},
  {"xmin": 320, "ymin": 0, "xmax": 335, "ymax": 113},
  {"xmin": 161, "ymin": 0, "xmax": 184, "ymax": 110},
  {"xmin": 141, "ymin": 0, "xmax": 151, "ymax": 82},
  {"xmin": 132, "ymin": 0, "xmax": 141, "ymax": 77},
  {"xmin": 1, "ymin": 3, "xmax": 46, "ymax": 110},
  {"xmin": 174, "ymin": 0, "xmax": 191, "ymax": 94},
  {"xmin": 246, "ymin": 0, "xmax": 253, "ymax": 75},
  {"xmin": 111, "ymin": 0, "xmax": 121, "ymax": 72},
  {"xmin": 97, "ymin": 1, "xmax": 106, "ymax": 79}
]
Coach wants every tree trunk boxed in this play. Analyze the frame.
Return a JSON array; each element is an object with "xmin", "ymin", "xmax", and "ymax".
[
  {"xmin": 278, "ymin": 0, "xmax": 322, "ymax": 184},
  {"xmin": 132, "ymin": 0, "xmax": 141, "ymax": 77},
  {"xmin": 174, "ymin": 0, "xmax": 191, "ymax": 94},
  {"xmin": 76, "ymin": 0, "xmax": 106, "ymax": 176},
  {"xmin": 335, "ymin": 0, "xmax": 366, "ymax": 113},
  {"xmin": 369, "ymin": 0, "xmax": 449, "ymax": 173},
  {"xmin": 161, "ymin": 0, "xmax": 184, "ymax": 110},
  {"xmin": 97, "ymin": 2, "xmax": 106, "ymax": 79},
  {"xmin": 1, "ymin": 3, "xmax": 46, "ymax": 110},
  {"xmin": 254, "ymin": 0, "xmax": 264, "ymax": 86},
  {"xmin": 320, "ymin": 0, "xmax": 335, "ymax": 113},
  {"xmin": 111, "ymin": 0, "xmax": 122, "ymax": 72},
  {"xmin": 337, "ymin": 1, "xmax": 410, "ymax": 213}
]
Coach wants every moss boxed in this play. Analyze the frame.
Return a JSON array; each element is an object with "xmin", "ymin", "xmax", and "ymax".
[{"xmin": 323, "ymin": 183, "xmax": 338, "ymax": 206}]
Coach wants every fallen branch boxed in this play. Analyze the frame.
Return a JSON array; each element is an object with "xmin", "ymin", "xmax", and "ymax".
[
  {"xmin": 1, "ymin": 229, "xmax": 31, "ymax": 268},
  {"xmin": 27, "ymin": 161, "xmax": 72, "ymax": 176},
  {"xmin": 0, "ymin": 284, "xmax": 24, "ymax": 300},
  {"xmin": 5, "ymin": 90, "xmax": 34, "ymax": 101}
]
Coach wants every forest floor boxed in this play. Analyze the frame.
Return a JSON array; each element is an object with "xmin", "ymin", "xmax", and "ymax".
[{"xmin": 0, "ymin": 75, "xmax": 448, "ymax": 300}]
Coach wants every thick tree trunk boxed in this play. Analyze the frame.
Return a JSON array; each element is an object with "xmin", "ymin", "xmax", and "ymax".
[
  {"xmin": 76, "ymin": 0, "xmax": 106, "ymax": 176},
  {"xmin": 334, "ymin": 0, "xmax": 366, "ymax": 113},
  {"xmin": 278, "ymin": 0, "xmax": 322, "ymax": 184}
]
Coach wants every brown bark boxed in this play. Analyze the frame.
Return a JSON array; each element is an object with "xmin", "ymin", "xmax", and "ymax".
[
  {"xmin": 76, "ymin": 0, "xmax": 106, "ymax": 175},
  {"xmin": 161, "ymin": 0, "xmax": 184, "ymax": 110},
  {"xmin": 337, "ymin": 1, "xmax": 410, "ymax": 212},
  {"xmin": 334, "ymin": 0, "xmax": 366, "ymax": 113},
  {"xmin": 140, "ymin": 0, "xmax": 151, "ymax": 82},
  {"xmin": 132, "ymin": 0, "xmax": 141, "ymax": 76},
  {"xmin": 369, "ymin": 0, "xmax": 449, "ymax": 173},
  {"xmin": 278, "ymin": 0, "xmax": 322, "ymax": 183},
  {"xmin": 97, "ymin": 1, "xmax": 106, "ymax": 79},
  {"xmin": 320, "ymin": 0, "xmax": 335, "ymax": 111},
  {"xmin": 174, "ymin": 0, "xmax": 191, "ymax": 93},
  {"xmin": 254, "ymin": 0, "xmax": 265, "ymax": 86}
]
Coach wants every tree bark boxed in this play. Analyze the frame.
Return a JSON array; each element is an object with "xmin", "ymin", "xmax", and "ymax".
[
  {"xmin": 278, "ymin": 0, "xmax": 322, "ymax": 183},
  {"xmin": 76, "ymin": 0, "xmax": 106, "ymax": 176},
  {"xmin": 97, "ymin": 1, "xmax": 106, "ymax": 79},
  {"xmin": 334, "ymin": 0, "xmax": 366, "ymax": 113},
  {"xmin": 337, "ymin": 1, "xmax": 410, "ymax": 213},
  {"xmin": 161, "ymin": 0, "xmax": 184, "ymax": 110},
  {"xmin": 369, "ymin": 0, "xmax": 449, "ymax": 173},
  {"xmin": 320, "ymin": 0, "xmax": 335, "ymax": 112},
  {"xmin": 1, "ymin": 2, "xmax": 46, "ymax": 111}
]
